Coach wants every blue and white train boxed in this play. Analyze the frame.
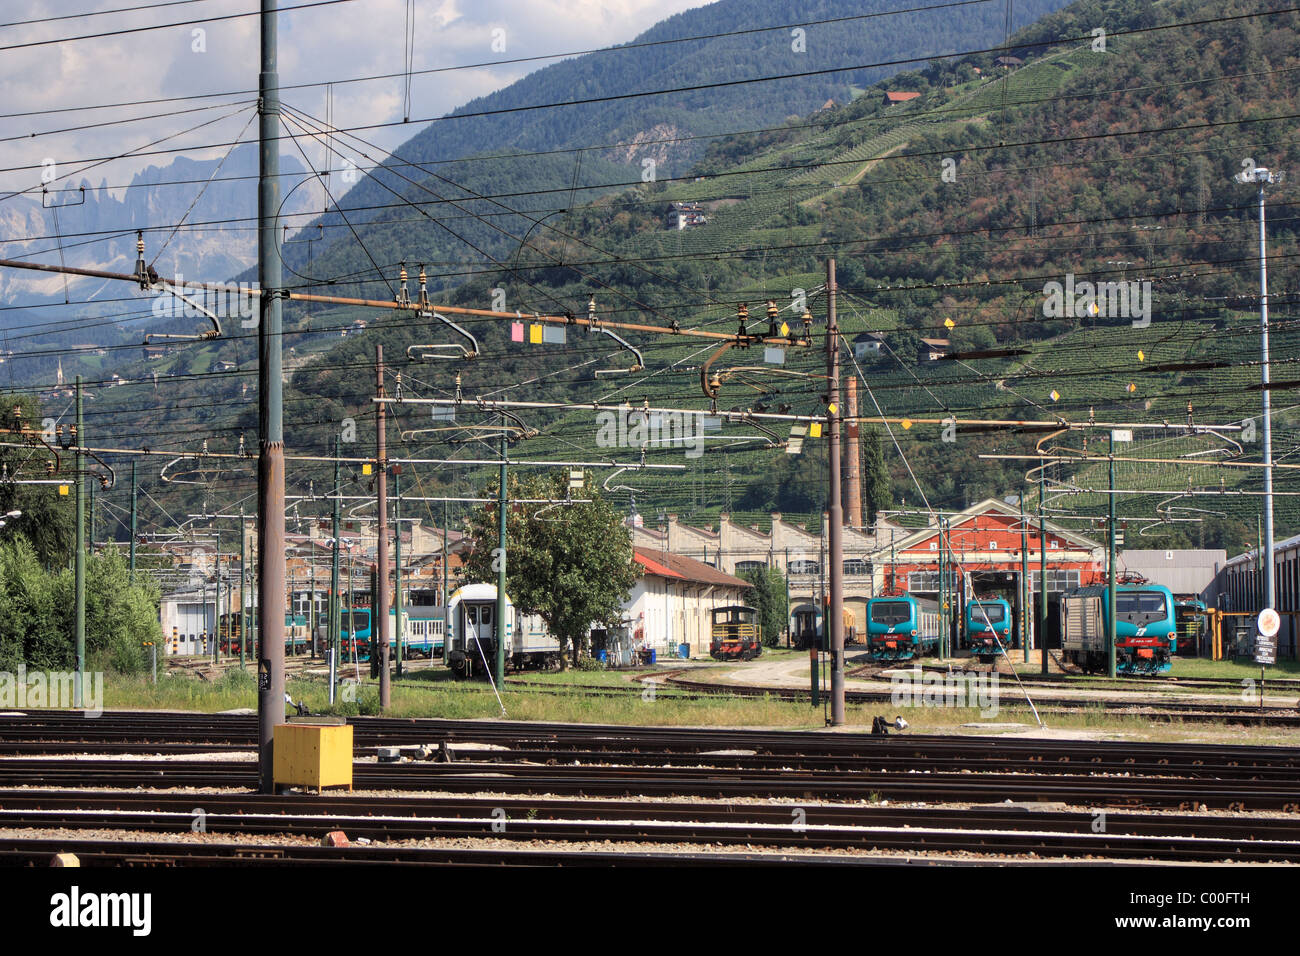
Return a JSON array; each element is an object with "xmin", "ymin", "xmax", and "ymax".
[
  {"xmin": 865, "ymin": 595, "xmax": 941, "ymax": 662},
  {"xmin": 445, "ymin": 583, "xmax": 561, "ymax": 678},
  {"xmin": 1061, "ymin": 584, "xmax": 1177, "ymax": 675}
]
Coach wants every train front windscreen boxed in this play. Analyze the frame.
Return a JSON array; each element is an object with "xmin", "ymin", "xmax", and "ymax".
[
  {"xmin": 1116, "ymin": 591, "xmax": 1167, "ymax": 623},
  {"xmin": 870, "ymin": 601, "xmax": 912, "ymax": 626},
  {"xmin": 970, "ymin": 603, "xmax": 1005, "ymax": 623}
]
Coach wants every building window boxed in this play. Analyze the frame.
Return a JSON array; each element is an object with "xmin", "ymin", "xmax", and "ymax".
[
  {"xmin": 908, "ymin": 570, "xmax": 958, "ymax": 592},
  {"xmin": 843, "ymin": 558, "xmax": 871, "ymax": 575},
  {"xmin": 735, "ymin": 560, "xmax": 766, "ymax": 576},
  {"xmin": 929, "ymin": 542, "xmax": 937, "ymax": 551},
  {"xmin": 1029, "ymin": 569, "xmax": 1080, "ymax": 593},
  {"xmin": 789, "ymin": 559, "xmax": 820, "ymax": 575}
]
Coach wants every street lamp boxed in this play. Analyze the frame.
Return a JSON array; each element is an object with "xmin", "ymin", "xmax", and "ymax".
[{"xmin": 1235, "ymin": 160, "xmax": 1285, "ymax": 612}]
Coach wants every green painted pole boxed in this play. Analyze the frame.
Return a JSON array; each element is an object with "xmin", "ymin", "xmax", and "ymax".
[
  {"xmin": 240, "ymin": 507, "xmax": 248, "ymax": 670},
  {"xmin": 1108, "ymin": 434, "xmax": 1117, "ymax": 678},
  {"xmin": 74, "ymin": 376, "xmax": 85, "ymax": 709},
  {"xmin": 1039, "ymin": 467, "xmax": 1048, "ymax": 675},
  {"xmin": 214, "ymin": 531, "xmax": 222, "ymax": 664},
  {"xmin": 129, "ymin": 460, "xmax": 137, "ymax": 578},
  {"xmin": 495, "ymin": 423, "xmax": 507, "ymax": 683},
  {"xmin": 394, "ymin": 469, "xmax": 403, "ymax": 677},
  {"xmin": 1020, "ymin": 495, "xmax": 1029, "ymax": 663},
  {"xmin": 330, "ymin": 440, "xmax": 341, "ymax": 682},
  {"xmin": 442, "ymin": 497, "xmax": 449, "ymax": 607}
]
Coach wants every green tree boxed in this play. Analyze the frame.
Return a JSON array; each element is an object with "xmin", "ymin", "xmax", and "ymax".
[
  {"xmin": 0, "ymin": 395, "xmax": 75, "ymax": 567},
  {"xmin": 739, "ymin": 565, "xmax": 788, "ymax": 648},
  {"xmin": 0, "ymin": 536, "xmax": 159, "ymax": 676},
  {"xmin": 84, "ymin": 545, "xmax": 161, "ymax": 674},
  {"xmin": 461, "ymin": 470, "xmax": 639, "ymax": 668},
  {"xmin": 0, "ymin": 536, "xmax": 67, "ymax": 670}
]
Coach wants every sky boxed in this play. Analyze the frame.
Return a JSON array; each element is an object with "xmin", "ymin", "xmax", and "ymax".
[{"xmin": 0, "ymin": 0, "xmax": 713, "ymax": 201}]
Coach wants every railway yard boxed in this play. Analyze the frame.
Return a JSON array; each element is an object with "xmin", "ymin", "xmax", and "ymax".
[{"xmin": 3, "ymin": 653, "xmax": 1299, "ymax": 870}]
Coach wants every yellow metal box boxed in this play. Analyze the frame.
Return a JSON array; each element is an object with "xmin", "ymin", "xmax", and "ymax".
[{"xmin": 272, "ymin": 722, "xmax": 353, "ymax": 792}]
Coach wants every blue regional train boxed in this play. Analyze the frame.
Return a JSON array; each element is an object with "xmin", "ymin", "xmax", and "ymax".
[
  {"xmin": 1061, "ymin": 584, "xmax": 1177, "ymax": 675},
  {"xmin": 964, "ymin": 598, "xmax": 1013, "ymax": 661},
  {"xmin": 865, "ymin": 595, "xmax": 941, "ymax": 662}
]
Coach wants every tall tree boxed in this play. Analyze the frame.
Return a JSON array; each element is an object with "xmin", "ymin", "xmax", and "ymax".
[
  {"xmin": 739, "ymin": 565, "xmax": 788, "ymax": 648},
  {"xmin": 461, "ymin": 470, "xmax": 639, "ymax": 668}
]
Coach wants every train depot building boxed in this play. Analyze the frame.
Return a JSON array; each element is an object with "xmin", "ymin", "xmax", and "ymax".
[{"xmin": 632, "ymin": 498, "xmax": 1109, "ymax": 649}]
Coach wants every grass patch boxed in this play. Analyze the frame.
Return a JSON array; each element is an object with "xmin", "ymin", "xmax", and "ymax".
[{"xmin": 96, "ymin": 667, "xmax": 1300, "ymax": 746}]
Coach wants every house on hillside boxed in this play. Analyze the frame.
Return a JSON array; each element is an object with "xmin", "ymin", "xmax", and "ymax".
[
  {"xmin": 853, "ymin": 332, "xmax": 885, "ymax": 359},
  {"xmin": 666, "ymin": 201, "xmax": 707, "ymax": 231},
  {"xmin": 883, "ymin": 91, "xmax": 921, "ymax": 106},
  {"xmin": 918, "ymin": 337, "xmax": 950, "ymax": 363}
]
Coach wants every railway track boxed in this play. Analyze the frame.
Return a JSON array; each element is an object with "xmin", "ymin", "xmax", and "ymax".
[
  {"xmin": 661, "ymin": 674, "xmax": 1300, "ymax": 726},
  {"xmin": 4, "ymin": 711, "xmax": 1300, "ymax": 775},
  {"xmin": 2, "ymin": 755, "xmax": 1298, "ymax": 810},
  {"xmin": 0, "ymin": 790, "xmax": 1295, "ymax": 863},
  {"xmin": 1, "ymin": 712, "xmax": 1296, "ymax": 864}
]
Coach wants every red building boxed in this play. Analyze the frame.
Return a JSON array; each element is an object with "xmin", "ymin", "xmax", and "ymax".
[{"xmin": 877, "ymin": 498, "xmax": 1104, "ymax": 647}]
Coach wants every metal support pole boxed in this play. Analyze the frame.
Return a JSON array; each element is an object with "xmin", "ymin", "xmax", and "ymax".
[
  {"xmin": 938, "ymin": 518, "xmax": 947, "ymax": 658},
  {"xmin": 495, "ymin": 421, "xmax": 507, "ymax": 683},
  {"xmin": 375, "ymin": 345, "xmax": 391, "ymax": 710},
  {"xmin": 826, "ymin": 258, "xmax": 845, "ymax": 726},
  {"xmin": 394, "ymin": 469, "xmax": 403, "ymax": 677},
  {"xmin": 348, "ymin": 550, "xmax": 355, "ymax": 665},
  {"xmin": 1258, "ymin": 181, "xmax": 1276, "ymax": 613},
  {"xmin": 1020, "ymin": 495, "xmax": 1029, "ymax": 662},
  {"xmin": 1108, "ymin": 437, "xmax": 1118, "ymax": 678},
  {"xmin": 214, "ymin": 533, "xmax": 221, "ymax": 664},
  {"xmin": 74, "ymin": 376, "xmax": 85, "ymax": 709},
  {"xmin": 1039, "ymin": 467, "xmax": 1049, "ymax": 675},
  {"xmin": 330, "ymin": 439, "xmax": 341, "ymax": 687},
  {"xmin": 256, "ymin": 0, "xmax": 287, "ymax": 793},
  {"xmin": 240, "ymin": 508, "xmax": 248, "ymax": 669},
  {"xmin": 442, "ymin": 498, "xmax": 449, "ymax": 607},
  {"xmin": 129, "ymin": 460, "xmax": 137, "ymax": 578}
]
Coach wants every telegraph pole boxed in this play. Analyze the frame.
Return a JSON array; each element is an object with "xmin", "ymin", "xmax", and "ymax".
[
  {"xmin": 826, "ymin": 258, "xmax": 845, "ymax": 726},
  {"xmin": 256, "ymin": 0, "xmax": 287, "ymax": 793},
  {"xmin": 74, "ymin": 376, "xmax": 85, "ymax": 709},
  {"xmin": 375, "ymin": 345, "xmax": 391, "ymax": 710}
]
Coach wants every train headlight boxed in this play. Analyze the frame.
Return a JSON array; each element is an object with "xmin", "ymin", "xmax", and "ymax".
[{"xmin": 911, "ymin": 629, "xmax": 918, "ymax": 636}]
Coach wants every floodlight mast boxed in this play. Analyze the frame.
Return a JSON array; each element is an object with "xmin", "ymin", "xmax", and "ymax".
[{"xmin": 1234, "ymin": 161, "xmax": 1284, "ymax": 615}]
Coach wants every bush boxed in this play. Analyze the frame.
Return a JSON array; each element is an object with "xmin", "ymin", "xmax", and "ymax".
[{"xmin": 575, "ymin": 656, "xmax": 606, "ymax": 672}]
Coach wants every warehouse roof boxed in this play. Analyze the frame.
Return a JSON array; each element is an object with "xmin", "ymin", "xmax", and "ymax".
[{"xmin": 633, "ymin": 547, "xmax": 752, "ymax": 589}]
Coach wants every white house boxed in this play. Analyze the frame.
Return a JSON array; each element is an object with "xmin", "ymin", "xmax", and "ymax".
[{"xmin": 627, "ymin": 547, "xmax": 753, "ymax": 658}]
